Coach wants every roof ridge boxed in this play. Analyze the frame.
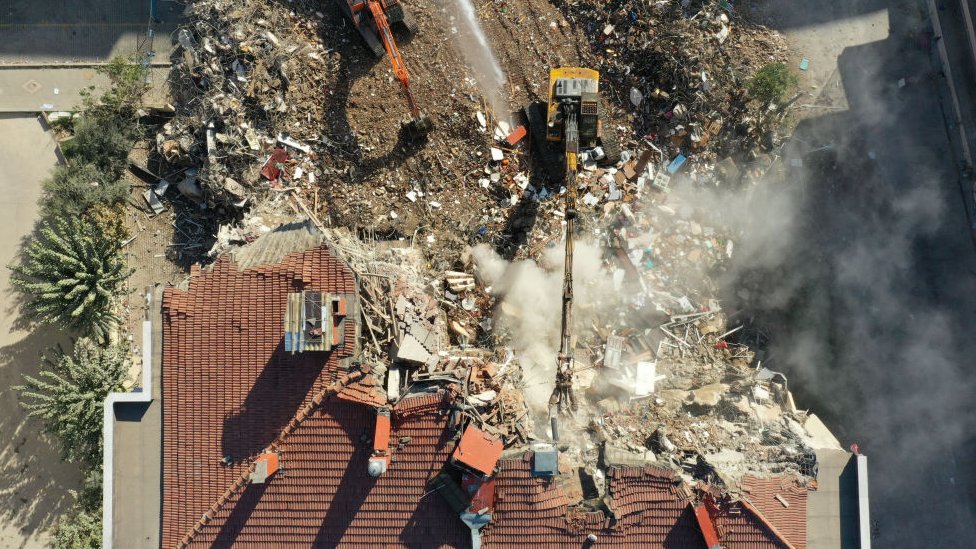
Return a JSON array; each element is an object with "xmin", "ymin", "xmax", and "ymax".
[{"xmin": 175, "ymin": 365, "xmax": 370, "ymax": 549}]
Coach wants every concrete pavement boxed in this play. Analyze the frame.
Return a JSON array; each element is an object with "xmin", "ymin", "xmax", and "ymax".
[
  {"xmin": 0, "ymin": 0, "xmax": 181, "ymax": 113},
  {"xmin": 0, "ymin": 67, "xmax": 107, "ymax": 112},
  {"xmin": 0, "ymin": 66, "xmax": 172, "ymax": 112},
  {"xmin": 0, "ymin": 0, "xmax": 182, "ymax": 64},
  {"xmin": 0, "ymin": 115, "xmax": 81, "ymax": 548}
]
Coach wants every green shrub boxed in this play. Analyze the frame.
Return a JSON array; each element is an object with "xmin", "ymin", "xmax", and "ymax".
[
  {"xmin": 40, "ymin": 163, "xmax": 129, "ymax": 219},
  {"xmin": 98, "ymin": 56, "xmax": 147, "ymax": 112},
  {"xmin": 15, "ymin": 339, "xmax": 129, "ymax": 465},
  {"xmin": 748, "ymin": 62, "xmax": 799, "ymax": 105},
  {"xmin": 51, "ymin": 506, "xmax": 101, "ymax": 549},
  {"xmin": 68, "ymin": 114, "xmax": 134, "ymax": 176}
]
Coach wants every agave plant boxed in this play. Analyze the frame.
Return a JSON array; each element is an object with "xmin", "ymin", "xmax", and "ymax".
[
  {"xmin": 10, "ymin": 215, "xmax": 131, "ymax": 340},
  {"xmin": 16, "ymin": 338, "xmax": 129, "ymax": 465}
]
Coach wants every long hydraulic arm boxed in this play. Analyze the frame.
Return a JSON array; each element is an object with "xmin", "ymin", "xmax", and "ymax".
[
  {"xmin": 549, "ymin": 109, "xmax": 580, "ymax": 430},
  {"xmin": 359, "ymin": 0, "xmax": 426, "ymax": 125}
]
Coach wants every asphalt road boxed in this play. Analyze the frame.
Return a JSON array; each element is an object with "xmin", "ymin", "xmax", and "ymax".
[
  {"xmin": 741, "ymin": 1, "xmax": 976, "ymax": 546},
  {"xmin": 0, "ymin": 0, "xmax": 182, "ymax": 64}
]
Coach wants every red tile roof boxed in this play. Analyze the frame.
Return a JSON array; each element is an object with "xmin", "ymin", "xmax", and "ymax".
[
  {"xmin": 739, "ymin": 475, "xmax": 809, "ymax": 549},
  {"xmin": 451, "ymin": 426, "xmax": 504, "ymax": 478},
  {"xmin": 161, "ymin": 246, "xmax": 361, "ymax": 547},
  {"xmin": 161, "ymin": 244, "xmax": 811, "ymax": 548}
]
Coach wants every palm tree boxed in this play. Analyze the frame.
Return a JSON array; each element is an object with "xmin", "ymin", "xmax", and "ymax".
[
  {"xmin": 10, "ymin": 215, "xmax": 131, "ymax": 340},
  {"xmin": 16, "ymin": 338, "xmax": 129, "ymax": 465}
]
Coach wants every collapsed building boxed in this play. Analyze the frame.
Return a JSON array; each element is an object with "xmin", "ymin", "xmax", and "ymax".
[
  {"xmin": 104, "ymin": 0, "xmax": 871, "ymax": 547},
  {"xmin": 158, "ymin": 232, "xmax": 812, "ymax": 547},
  {"xmin": 101, "ymin": 216, "xmax": 868, "ymax": 548}
]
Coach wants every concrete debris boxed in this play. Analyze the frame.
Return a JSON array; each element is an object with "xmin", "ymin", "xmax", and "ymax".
[
  {"xmin": 144, "ymin": 189, "xmax": 166, "ymax": 215},
  {"xmin": 143, "ymin": 0, "xmax": 831, "ymax": 514},
  {"xmin": 690, "ymin": 383, "xmax": 728, "ymax": 408}
]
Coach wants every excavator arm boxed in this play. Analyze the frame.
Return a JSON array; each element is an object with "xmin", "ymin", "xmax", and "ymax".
[
  {"xmin": 549, "ymin": 107, "xmax": 580, "ymax": 438},
  {"xmin": 349, "ymin": 0, "xmax": 432, "ymax": 136}
]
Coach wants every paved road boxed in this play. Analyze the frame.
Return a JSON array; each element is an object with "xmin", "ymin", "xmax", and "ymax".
[
  {"xmin": 0, "ymin": 0, "xmax": 182, "ymax": 64},
  {"xmin": 741, "ymin": 1, "xmax": 976, "ymax": 546},
  {"xmin": 0, "ymin": 0, "xmax": 180, "ymax": 113},
  {"xmin": 0, "ymin": 115, "xmax": 80, "ymax": 548}
]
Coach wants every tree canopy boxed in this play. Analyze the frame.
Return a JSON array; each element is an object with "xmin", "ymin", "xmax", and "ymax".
[
  {"xmin": 9, "ymin": 215, "xmax": 130, "ymax": 340},
  {"xmin": 16, "ymin": 339, "xmax": 129, "ymax": 465}
]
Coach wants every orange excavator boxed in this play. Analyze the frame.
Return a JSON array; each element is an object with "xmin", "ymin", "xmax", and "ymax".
[{"xmin": 337, "ymin": 0, "xmax": 433, "ymax": 137}]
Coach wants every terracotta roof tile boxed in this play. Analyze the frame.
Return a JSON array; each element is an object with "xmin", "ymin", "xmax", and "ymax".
[
  {"xmin": 336, "ymin": 374, "xmax": 389, "ymax": 408},
  {"xmin": 161, "ymin": 244, "xmax": 811, "ymax": 548},
  {"xmin": 739, "ymin": 475, "xmax": 809, "ymax": 549}
]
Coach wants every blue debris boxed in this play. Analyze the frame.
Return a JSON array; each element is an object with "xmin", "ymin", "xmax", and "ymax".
[
  {"xmin": 667, "ymin": 154, "xmax": 687, "ymax": 174},
  {"xmin": 799, "ymin": 58, "xmax": 810, "ymax": 71}
]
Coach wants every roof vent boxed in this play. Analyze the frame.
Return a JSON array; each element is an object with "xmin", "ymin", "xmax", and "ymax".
[
  {"xmin": 367, "ymin": 458, "xmax": 387, "ymax": 477},
  {"xmin": 532, "ymin": 447, "xmax": 559, "ymax": 476}
]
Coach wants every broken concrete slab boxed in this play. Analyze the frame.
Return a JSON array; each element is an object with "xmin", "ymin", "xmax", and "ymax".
[
  {"xmin": 689, "ymin": 383, "xmax": 728, "ymax": 408},
  {"xmin": 803, "ymin": 414, "xmax": 844, "ymax": 451},
  {"xmin": 393, "ymin": 333, "xmax": 433, "ymax": 365},
  {"xmin": 603, "ymin": 444, "xmax": 656, "ymax": 468}
]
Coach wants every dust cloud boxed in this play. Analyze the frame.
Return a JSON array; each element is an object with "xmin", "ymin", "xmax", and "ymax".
[
  {"xmin": 472, "ymin": 240, "xmax": 609, "ymax": 412},
  {"xmin": 674, "ymin": 71, "xmax": 976, "ymax": 535}
]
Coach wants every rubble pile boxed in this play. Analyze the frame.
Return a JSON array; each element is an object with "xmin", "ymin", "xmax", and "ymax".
[
  {"xmin": 152, "ymin": 0, "xmax": 830, "ymax": 510},
  {"xmin": 159, "ymin": 0, "xmax": 345, "ymax": 213},
  {"xmin": 315, "ymin": 225, "xmax": 537, "ymax": 445},
  {"xmin": 316, "ymin": 228, "xmax": 435, "ymax": 372},
  {"xmin": 155, "ymin": 0, "xmax": 560, "ymax": 260},
  {"xmin": 556, "ymin": 0, "xmax": 791, "ymax": 159},
  {"xmin": 587, "ymin": 308, "xmax": 820, "ymax": 489},
  {"xmin": 152, "ymin": 0, "xmax": 789, "ymax": 273}
]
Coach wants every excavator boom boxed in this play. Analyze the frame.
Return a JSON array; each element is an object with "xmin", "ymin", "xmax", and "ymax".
[
  {"xmin": 341, "ymin": 0, "xmax": 432, "ymax": 136},
  {"xmin": 533, "ymin": 68, "xmax": 609, "ymax": 438},
  {"xmin": 549, "ymin": 110, "xmax": 580, "ymax": 430},
  {"xmin": 365, "ymin": 0, "xmax": 419, "ymax": 118}
]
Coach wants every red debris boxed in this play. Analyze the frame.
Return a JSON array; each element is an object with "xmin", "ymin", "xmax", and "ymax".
[
  {"xmin": 692, "ymin": 503, "xmax": 722, "ymax": 549},
  {"xmin": 505, "ymin": 125, "xmax": 527, "ymax": 146},
  {"xmin": 261, "ymin": 147, "xmax": 290, "ymax": 181},
  {"xmin": 255, "ymin": 452, "xmax": 280, "ymax": 478},
  {"xmin": 451, "ymin": 425, "xmax": 503, "ymax": 478},
  {"xmin": 463, "ymin": 474, "xmax": 497, "ymax": 514}
]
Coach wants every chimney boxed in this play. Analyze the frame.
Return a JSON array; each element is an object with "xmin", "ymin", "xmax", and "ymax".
[
  {"xmin": 250, "ymin": 452, "xmax": 280, "ymax": 484},
  {"xmin": 368, "ymin": 408, "xmax": 392, "ymax": 477}
]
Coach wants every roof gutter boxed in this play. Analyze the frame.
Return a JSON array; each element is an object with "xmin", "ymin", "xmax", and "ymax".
[{"xmin": 102, "ymin": 292, "xmax": 155, "ymax": 549}]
